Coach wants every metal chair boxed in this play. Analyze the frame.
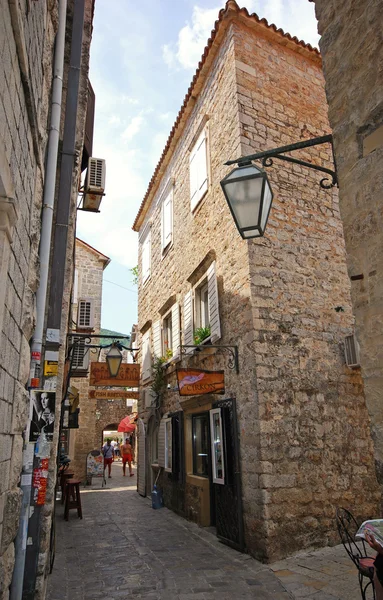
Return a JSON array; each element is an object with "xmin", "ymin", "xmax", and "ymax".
[{"xmin": 336, "ymin": 507, "xmax": 375, "ymax": 600}]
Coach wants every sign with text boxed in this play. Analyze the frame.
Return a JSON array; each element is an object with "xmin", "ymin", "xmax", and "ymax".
[
  {"xmin": 176, "ymin": 368, "xmax": 225, "ymax": 396},
  {"xmin": 89, "ymin": 362, "xmax": 140, "ymax": 387},
  {"xmin": 89, "ymin": 389, "xmax": 139, "ymax": 400}
]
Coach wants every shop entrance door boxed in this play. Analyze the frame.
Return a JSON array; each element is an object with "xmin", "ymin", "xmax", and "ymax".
[{"xmin": 210, "ymin": 398, "xmax": 244, "ymax": 551}]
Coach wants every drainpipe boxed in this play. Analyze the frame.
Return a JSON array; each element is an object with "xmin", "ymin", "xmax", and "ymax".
[{"xmin": 10, "ymin": 0, "xmax": 67, "ymax": 597}]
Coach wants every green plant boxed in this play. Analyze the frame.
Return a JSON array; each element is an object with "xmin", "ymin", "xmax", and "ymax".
[
  {"xmin": 164, "ymin": 348, "xmax": 173, "ymax": 360},
  {"xmin": 193, "ymin": 326, "xmax": 211, "ymax": 345},
  {"xmin": 131, "ymin": 265, "xmax": 138, "ymax": 285},
  {"xmin": 151, "ymin": 356, "xmax": 167, "ymax": 398}
]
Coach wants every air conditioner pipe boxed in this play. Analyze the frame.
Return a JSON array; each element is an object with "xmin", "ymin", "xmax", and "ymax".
[{"xmin": 10, "ymin": 0, "xmax": 68, "ymax": 597}]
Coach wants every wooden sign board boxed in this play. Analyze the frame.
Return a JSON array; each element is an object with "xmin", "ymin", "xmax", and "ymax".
[
  {"xmin": 89, "ymin": 390, "xmax": 139, "ymax": 400},
  {"xmin": 90, "ymin": 362, "xmax": 140, "ymax": 387},
  {"xmin": 176, "ymin": 369, "xmax": 225, "ymax": 396}
]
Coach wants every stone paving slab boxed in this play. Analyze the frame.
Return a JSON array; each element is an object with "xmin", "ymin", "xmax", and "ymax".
[
  {"xmin": 47, "ymin": 466, "xmax": 291, "ymax": 600},
  {"xmin": 47, "ymin": 465, "xmax": 366, "ymax": 599}
]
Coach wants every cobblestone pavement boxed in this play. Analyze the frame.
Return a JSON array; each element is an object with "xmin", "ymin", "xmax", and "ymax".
[
  {"xmin": 47, "ymin": 463, "xmax": 365, "ymax": 600},
  {"xmin": 47, "ymin": 464, "xmax": 291, "ymax": 600}
]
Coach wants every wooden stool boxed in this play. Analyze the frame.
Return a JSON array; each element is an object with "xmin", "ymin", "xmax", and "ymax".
[
  {"xmin": 60, "ymin": 471, "xmax": 74, "ymax": 505},
  {"xmin": 64, "ymin": 479, "xmax": 82, "ymax": 520}
]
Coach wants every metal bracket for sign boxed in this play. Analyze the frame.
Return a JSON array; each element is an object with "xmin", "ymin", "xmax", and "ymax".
[
  {"xmin": 225, "ymin": 134, "xmax": 338, "ymax": 190},
  {"xmin": 180, "ymin": 344, "xmax": 239, "ymax": 374}
]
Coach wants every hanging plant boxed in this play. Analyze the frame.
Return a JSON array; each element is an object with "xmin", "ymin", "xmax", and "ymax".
[
  {"xmin": 194, "ymin": 326, "xmax": 211, "ymax": 345},
  {"xmin": 151, "ymin": 356, "xmax": 167, "ymax": 399}
]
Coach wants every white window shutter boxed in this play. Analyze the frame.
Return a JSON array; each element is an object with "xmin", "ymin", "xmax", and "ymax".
[
  {"xmin": 190, "ymin": 144, "xmax": 199, "ymax": 210},
  {"xmin": 142, "ymin": 330, "xmax": 151, "ymax": 380},
  {"xmin": 158, "ymin": 419, "xmax": 166, "ymax": 468},
  {"xmin": 137, "ymin": 418, "xmax": 146, "ymax": 496},
  {"xmin": 196, "ymin": 131, "xmax": 208, "ymax": 198},
  {"xmin": 207, "ymin": 261, "xmax": 221, "ymax": 342},
  {"xmin": 71, "ymin": 337, "xmax": 90, "ymax": 372},
  {"xmin": 183, "ymin": 291, "xmax": 194, "ymax": 354},
  {"xmin": 162, "ymin": 190, "xmax": 173, "ymax": 251},
  {"xmin": 142, "ymin": 232, "xmax": 151, "ymax": 283},
  {"xmin": 171, "ymin": 303, "xmax": 180, "ymax": 358},
  {"xmin": 77, "ymin": 298, "xmax": 94, "ymax": 329},
  {"xmin": 153, "ymin": 320, "xmax": 162, "ymax": 359}
]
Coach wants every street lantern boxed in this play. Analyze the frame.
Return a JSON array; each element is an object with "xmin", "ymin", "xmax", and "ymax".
[
  {"xmin": 220, "ymin": 163, "xmax": 273, "ymax": 239},
  {"xmin": 106, "ymin": 343, "xmax": 122, "ymax": 377}
]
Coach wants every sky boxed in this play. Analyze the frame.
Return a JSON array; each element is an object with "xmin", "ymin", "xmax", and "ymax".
[{"xmin": 76, "ymin": 0, "xmax": 320, "ymax": 335}]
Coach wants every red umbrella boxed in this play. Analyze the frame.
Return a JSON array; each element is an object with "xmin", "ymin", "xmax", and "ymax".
[{"xmin": 117, "ymin": 416, "xmax": 136, "ymax": 433}]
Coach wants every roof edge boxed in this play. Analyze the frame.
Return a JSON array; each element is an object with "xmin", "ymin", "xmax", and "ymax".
[
  {"xmin": 76, "ymin": 237, "xmax": 111, "ymax": 269},
  {"xmin": 132, "ymin": 0, "xmax": 321, "ymax": 232}
]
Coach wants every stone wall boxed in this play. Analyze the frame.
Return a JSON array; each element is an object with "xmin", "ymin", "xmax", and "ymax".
[
  {"xmin": 70, "ymin": 239, "xmax": 106, "ymax": 480},
  {"xmin": 0, "ymin": 1, "xmax": 58, "ymax": 596},
  {"xmin": 135, "ymin": 5, "xmax": 380, "ymax": 563},
  {"xmin": 312, "ymin": 0, "xmax": 383, "ymax": 487},
  {"xmin": 232, "ymin": 20, "xmax": 380, "ymax": 559}
]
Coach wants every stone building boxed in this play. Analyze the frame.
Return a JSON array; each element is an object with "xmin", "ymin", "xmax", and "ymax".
[
  {"xmin": 0, "ymin": 0, "xmax": 95, "ymax": 597},
  {"xmin": 133, "ymin": 1, "xmax": 380, "ymax": 562},
  {"xmin": 311, "ymin": 1, "xmax": 383, "ymax": 488}
]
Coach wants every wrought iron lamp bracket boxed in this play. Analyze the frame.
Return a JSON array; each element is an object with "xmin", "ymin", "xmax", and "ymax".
[
  {"xmin": 180, "ymin": 344, "xmax": 239, "ymax": 374},
  {"xmin": 226, "ymin": 134, "xmax": 338, "ymax": 190}
]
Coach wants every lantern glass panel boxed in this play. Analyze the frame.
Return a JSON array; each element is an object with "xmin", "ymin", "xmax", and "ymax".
[
  {"xmin": 224, "ymin": 176, "xmax": 263, "ymax": 230},
  {"xmin": 260, "ymin": 181, "xmax": 273, "ymax": 232}
]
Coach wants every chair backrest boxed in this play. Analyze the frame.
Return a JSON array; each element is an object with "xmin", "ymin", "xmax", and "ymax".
[{"xmin": 336, "ymin": 507, "xmax": 369, "ymax": 566}]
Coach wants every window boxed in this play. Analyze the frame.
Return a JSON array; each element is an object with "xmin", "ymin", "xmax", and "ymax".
[
  {"xmin": 77, "ymin": 298, "xmax": 94, "ymax": 329},
  {"xmin": 190, "ymin": 128, "xmax": 208, "ymax": 211},
  {"xmin": 161, "ymin": 187, "xmax": 173, "ymax": 253},
  {"xmin": 195, "ymin": 280, "xmax": 209, "ymax": 330},
  {"xmin": 165, "ymin": 418, "xmax": 172, "ymax": 472},
  {"xmin": 162, "ymin": 312, "xmax": 173, "ymax": 356},
  {"xmin": 141, "ymin": 329, "xmax": 151, "ymax": 380},
  {"xmin": 192, "ymin": 413, "xmax": 209, "ymax": 477},
  {"xmin": 153, "ymin": 303, "xmax": 180, "ymax": 360},
  {"xmin": 141, "ymin": 230, "xmax": 151, "ymax": 284},
  {"xmin": 183, "ymin": 261, "xmax": 221, "ymax": 350}
]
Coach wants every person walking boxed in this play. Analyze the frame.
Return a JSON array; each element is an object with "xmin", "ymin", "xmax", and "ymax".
[
  {"xmin": 102, "ymin": 438, "xmax": 114, "ymax": 478},
  {"xmin": 121, "ymin": 438, "xmax": 134, "ymax": 477}
]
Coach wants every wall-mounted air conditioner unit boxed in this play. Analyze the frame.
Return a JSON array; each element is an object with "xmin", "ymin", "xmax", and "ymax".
[
  {"xmin": 82, "ymin": 157, "xmax": 106, "ymax": 212},
  {"xmin": 344, "ymin": 334, "xmax": 361, "ymax": 368}
]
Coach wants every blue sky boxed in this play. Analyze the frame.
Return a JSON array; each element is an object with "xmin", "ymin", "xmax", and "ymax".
[{"xmin": 76, "ymin": 0, "xmax": 320, "ymax": 336}]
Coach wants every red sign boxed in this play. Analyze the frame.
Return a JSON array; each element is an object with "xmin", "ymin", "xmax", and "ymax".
[
  {"xmin": 176, "ymin": 369, "xmax": 225, "ymax": 396},
  {"xmin": 33, "ymin": 458, "xmax": 49, "ymax": 505}
]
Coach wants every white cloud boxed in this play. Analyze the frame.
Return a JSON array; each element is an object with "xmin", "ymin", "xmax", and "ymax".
[
  {"xmin": 121, "ymin": 115, "xmax": 145, "ymax": 141},
  {"xmin": 162, "ymin": 1, "xmax": 319, "ymax": 72},
  {"xmin": 163, "ymin": 6, "xmax": 220, "ymax": 71}
]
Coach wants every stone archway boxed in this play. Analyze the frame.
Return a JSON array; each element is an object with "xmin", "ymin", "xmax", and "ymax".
[{"xmin": 94, "ymin": 399, "xmax": 132, "ymax": 449}]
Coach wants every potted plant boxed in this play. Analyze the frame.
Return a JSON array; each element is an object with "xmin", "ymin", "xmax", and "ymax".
[{"xmin": 193, "ymin": 326, "xmax": 211, "ymax": 346}]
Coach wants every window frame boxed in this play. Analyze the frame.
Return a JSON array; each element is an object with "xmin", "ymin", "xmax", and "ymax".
[
  {"xmin": 209, "ymin": 408, "xmax": 225, "ymax": 485},
  {"xmin": 164, "ymin": 417, "xmax": 172, "ymax": 472},
  {"xmin": 192, "ymin": 412, "xmax": 210, "ymax": 478},
  {"xmin": 141, "ymin": 229, "xmax": 151, "ymax": 285},
  {"xmin": 161, "ymin": 186, "xmax": 173, "ymax": 256},
  {"xmin": 195, "ymin": 279, "xmax": 210, "ymax": 332},
  {"xmin": 162, "ymin": 311, "xmax": 173, "ymax": 357},
  {"xmin": 189, "ymin": 125, "xmax": 210, "ymax": 212}
]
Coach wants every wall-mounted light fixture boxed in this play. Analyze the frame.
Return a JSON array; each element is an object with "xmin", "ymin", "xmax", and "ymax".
[{"xmin": 221, "ymin": 135, "xmax": 337, "ymax": 239}]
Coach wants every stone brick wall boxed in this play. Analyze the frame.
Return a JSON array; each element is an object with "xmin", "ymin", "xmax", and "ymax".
[
  {"xmin": 70, "ymin": 239, "xmax": 107, "ymax": 480},
  {"xmin": 0, "ymin": 1, "xmax": 58, "ymax": 595},
  {"xmin": 312, "ymin": 0, "xmax": 383, "ymax": 486},
  {"xmin": 136, "ymin": 7, "xmax": 380, "ymax": 562}
]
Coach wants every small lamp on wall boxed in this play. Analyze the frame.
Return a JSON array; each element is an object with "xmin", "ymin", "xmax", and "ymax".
[{"xmin": 95, "ymin": 409, "xmax": 101, "ymax": 421}]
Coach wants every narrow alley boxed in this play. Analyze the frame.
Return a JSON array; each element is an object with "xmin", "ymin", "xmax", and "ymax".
[{"xmin": 48, "ymin": 464, "xmax": 363, "ymax": 600}]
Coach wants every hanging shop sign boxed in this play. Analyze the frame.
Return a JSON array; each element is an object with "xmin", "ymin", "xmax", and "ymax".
[
  {"xmin": 44, "ymin": 360, "xmax": 58, "ymax": 376},
  {"xmin": 89, "ymin": 389, "xmax": 139, "ymax": 400},
  {"xmin": 29, "ymin": 390, "xmax": 55, "ymax": 442},
  {"xmin": 89, "ymin": 362, "xmax": 140, "ymax": 387},
  {"xmin": 176, "ymin": 368, "xmax": 225, "ymax": 396}
]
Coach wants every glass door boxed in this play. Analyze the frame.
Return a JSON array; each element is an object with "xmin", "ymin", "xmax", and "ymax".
[{"xmin": 209, "ymin": 408, "xmax": 225, "ymax": 484}]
